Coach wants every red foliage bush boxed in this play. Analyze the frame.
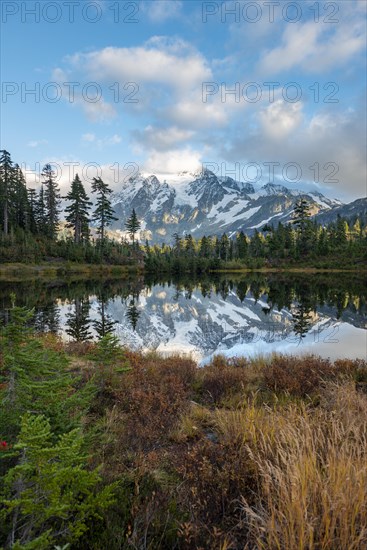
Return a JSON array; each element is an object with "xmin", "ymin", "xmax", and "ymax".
[{"xmin": 262, "ymin": 354, "xmax": 360, "ymax": 397}]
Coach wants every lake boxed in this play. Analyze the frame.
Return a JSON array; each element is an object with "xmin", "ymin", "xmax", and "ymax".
[{"xmin": 0, "ymin": 272, "xmax": 366, "ymax": 363}]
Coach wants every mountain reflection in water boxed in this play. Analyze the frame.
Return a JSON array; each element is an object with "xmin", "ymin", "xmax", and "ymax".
[{"xmin": 0, "ymin": 273, "xmax": 366, "ymax": 362}]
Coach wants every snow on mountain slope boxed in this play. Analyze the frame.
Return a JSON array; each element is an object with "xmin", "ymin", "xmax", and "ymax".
[{"xmin": 110, "ymin": 169, "xmax": 345, "ymax": 243}]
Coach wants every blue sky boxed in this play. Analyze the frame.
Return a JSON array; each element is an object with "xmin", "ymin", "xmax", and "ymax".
[{"xmin": 1, "ymin": 0, "xmax": 366, "ymax": 200}]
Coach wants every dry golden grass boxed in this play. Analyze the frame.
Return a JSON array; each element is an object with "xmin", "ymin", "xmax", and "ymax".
[
  {"xmin": 68, "ymin": 350, "xmax": 366, "ymax": 549},
  {"xmin": 238, "ymin": 382, "xmax": 367, "ymax": 550}
]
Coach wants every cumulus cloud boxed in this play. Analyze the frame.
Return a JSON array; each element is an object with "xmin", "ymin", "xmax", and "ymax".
[
  {"xmin": 260, "ymin": 16, "xmax": 366, "ymax": 74},
  {"xmin": 222, "ymin": 104, "xmax": 366, "ymax": 200},
  {"xmin": 67, "ymin": 39, "xmax": 212, "ymax": 92},
  {"xmin": 143, "ymin": 147, "xmax": 202, "ymax": 175},
  {"xmin": 259, "ymin": 100, "xmax": 303, "ymax": 139}
]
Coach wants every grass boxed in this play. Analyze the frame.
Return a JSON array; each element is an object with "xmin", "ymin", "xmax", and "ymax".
[
  {"xmin": 55, "ymin": 345, "xmax": 366, "ymax": 550},
  {"xmin": 3, "ymin": 330, "xmax": 367, "ymax": 549},
  {"xmin": 0, "ymin": 261, "xmax": 142, "ymax": 281}
]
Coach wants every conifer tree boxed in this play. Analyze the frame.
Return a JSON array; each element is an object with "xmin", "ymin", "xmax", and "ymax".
[
  {"xmin": 35, "ymin": 185, "xmax": 47, "ymax": 234},
  {"xmin": 0, "ymin": 149, "xmax": 14, "ymax": 234},
  {"xmin": 91, "ymin": 177, "xmax": 117, "ymax": 242},
  {"xmin": 236, "ymin": 231, "xmax": 248, "ymax": 259},
  {"xmin": 292, "ymin": 198, "xmax": 313, "ymax": 255},
  {"xmin": 125, "ymin": 208, "xmax": 141, "ymax": 246},
  {"xmin": 292, "ymin": 198, "xmax": 312, "ymax": 230},
  {"xmin": 199, "ymin": 235, "xmax": 211, "ymax": 258},
  {"xmin": 64, "ymin": 174, "xmax": 92, "ymax": 244},
  {"xmin": 220, "ymin": 233, "xmax": 230, "ymax": 261},
  {"xmin": 12, "ymin": 164, "xmax": 29, "ymax": 230},
  {"xmin": 2, "ymin": 413, "xmax": 115, "ymax": 549},
  {"xmin": 41, "ymin": 163, "xmax": 61, "ymax": 239},
  {"xmin": 27, "ymin": 188, "xmax": 38, "ymax": 234}
]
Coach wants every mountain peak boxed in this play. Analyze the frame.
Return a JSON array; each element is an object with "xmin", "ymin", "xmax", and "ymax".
[
  {"xmin": 261, "ymin": 183, "xmax": 290, "ymax": 195},
  {"xmin": 110, "ymin": 167, "xmax": 351, "ymax": 243}
]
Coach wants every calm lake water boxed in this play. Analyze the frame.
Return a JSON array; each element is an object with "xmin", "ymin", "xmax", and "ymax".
[{"xmin": 1, "ymin": 273, "xmax": 366, "ymax": 363}]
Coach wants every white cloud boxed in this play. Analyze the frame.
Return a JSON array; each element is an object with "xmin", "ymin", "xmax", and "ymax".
[
  {"xmin": 142, "ymin": 0, "xmax": 182, "ymax": 22},
  {"xmin": 143, "ymin": 147, "xmax": 202, "ymax": 175},
  {"xmin": 259, "ymin": 100, "xmax": 303, "ymax": 139},
  {"xmin": 67, "ymin": 40, "xmax": 212, "ymax": 91},
  {"xmin": 133, "ymin": 125, "xmax": 195, "ymax": 151},
  {"xmin": 223, "ymin": 104, "xmax": 366, "ymax": 200},
  {"xmin": 260, "ymin": 15, "xmax": 366, "ymax": 74}
]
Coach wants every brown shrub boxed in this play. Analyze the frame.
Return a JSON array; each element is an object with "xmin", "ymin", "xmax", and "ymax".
[
  {"xmin": 195, "ymin": 355, "xmax": 250, "ymax": 405},
  {"xmin": 263, "ymin": 354, "xmax": 335, "ymax": 396},
  {"xmin": 114, "ymin": 355, "xmax": 196, "ymax": 452}
]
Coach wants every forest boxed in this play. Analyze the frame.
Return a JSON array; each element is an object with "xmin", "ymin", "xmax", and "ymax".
[{"xmin": 1, "ymin": 149, "xmax": 366, "ymax": 271}]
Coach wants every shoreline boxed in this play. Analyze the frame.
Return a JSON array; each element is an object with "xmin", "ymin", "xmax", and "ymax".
[
  {"xmin": 0, "ymin": 261, "xmax": 364, "ymax": 280},
  {"xmin": 0, "ymin": 262, "xmax": 143, "ymax": 281}
]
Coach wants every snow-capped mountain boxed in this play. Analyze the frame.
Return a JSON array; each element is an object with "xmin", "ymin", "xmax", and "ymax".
[{"xmin": 110, "ymin": 169, "xmax": 344, "ymax": 243}]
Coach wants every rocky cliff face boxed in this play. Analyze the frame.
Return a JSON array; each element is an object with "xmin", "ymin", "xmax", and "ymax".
[{"xmin": 110, "ymin": 169, "xmax": 345, "ymax": 243}]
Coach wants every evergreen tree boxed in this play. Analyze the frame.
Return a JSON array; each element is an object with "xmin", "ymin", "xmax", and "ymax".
[
  {"xmin": 64, "ymin": 174, "xmax": 92, "ymax": 244},
  {"xmin": 125, "ymin": 208, "xmax": 141, "ymax": 246},
  {"xmin": 11, "ymin": 164, "xmax": 29, "ymax": 230},
  {"xmin": 236, "ymin": 231, "xmax": 248, "ymax": 260},
  {"xmin": 35, "ymin": 185, "xmax": 47, "ymax": 234},
  {"xmin": 292, "ymin": 198, "xmax": 313, "ymax": 255},
  {"xmin": 27, "ymin": 188, "xmax": 38, "ymax": 234},
  {"xmin": 249, "ymin": 230, "xmax": 265, "ymax": 257},
  {"xmin": 292, "ymin": 198, "xmax": 312, "ymax": 231},
  {"xmin": 199, "ymin": 235, "xmax": 211, "ymax": 258},
  {"xmin": 335, "ymin": 215, "xmax": 348, "ymax": 246},
  {"xmin": 185, "ymin": 234, "xmax": 195, "ymax": 255},
  {"xmin": 91, "ymin": 177, "xmax": 117, "ymax": 242},
  {"xmin": 0, "ymin": 149, "xmax": 14, "ymax": 234},
  {"xmin": 41, "ymin": 163, "xmax": 61, "ymax": 239},
  {"xmin": 2, "ymin": 413, "xmax": 115, "ymax": 549},
  {"xmin": 173, "ymin": 232, "xmax": 183, "ymax": 254},
  {"xmin": 220, "ymin": 233, "xmax": 230, "ymax": 261}
]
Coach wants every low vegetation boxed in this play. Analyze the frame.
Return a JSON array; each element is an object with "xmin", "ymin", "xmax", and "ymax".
[{"xmin": 1, "ymin": 305, "xmax": 366, "ymax": 549}]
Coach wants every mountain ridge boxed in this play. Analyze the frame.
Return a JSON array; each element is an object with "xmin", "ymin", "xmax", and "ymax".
[{"xmin": 110, "ymin": 169, "xmax": 364, "ymax": 243}]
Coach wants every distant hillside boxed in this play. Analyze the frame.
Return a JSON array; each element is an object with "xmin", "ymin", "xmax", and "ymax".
[{"xmin": 314, "ymin": 197, "xmax": 367, "ymax": 225}]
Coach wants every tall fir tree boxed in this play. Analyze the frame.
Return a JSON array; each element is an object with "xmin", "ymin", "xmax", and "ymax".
[
  {"xmin": 41, "ymin": 163, "xmax": 61, "ymax": 239},
  {"xmin": 125, "ymin": 208, "xmax": 141, "ymax": 246},
  {"xmin": 12, "ymin": 164, "xmax": 29, "ymax": 230},
  {"xmin": 35, "ymin": 185, "xmax": 46, "ymax": 234},
  {"xmin": 91, "ymin": 177, "xmax": 117, "ymax": 242},
  {"xmin": 0, "ymin": 149, "xmax": 14, "ymax": 234},
  {"xmin": 292, "ymin": 198, "xmax": 313, "ymax": 255},
  {"xmin": 64, "ymin": 174, "xmax": 92, "ymax": 244},
  {"xmin": 27, "ymin": 188, "xmax": 38, "ymax": 234}
]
